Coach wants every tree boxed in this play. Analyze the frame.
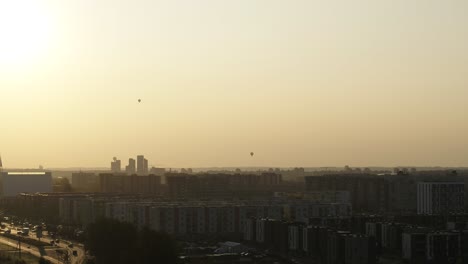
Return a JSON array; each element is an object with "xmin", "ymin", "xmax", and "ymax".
[
  {"xmin": 135, "ymin": 227, "xmax": 179, "ymax": 264},
  {"xmin": 53, "ymin": 177, "xmax": 72, "ymax": 192},
  {"xmin": 38, "ymin": 257, "xmax": 52, "ymax": 264},
  {"xmin": 85, "ymin": 218, "xmax": 137, "ymax": 264},
  {"xmin": 85, "ymin": 218, "xmax": 178, "ymax": 264}
]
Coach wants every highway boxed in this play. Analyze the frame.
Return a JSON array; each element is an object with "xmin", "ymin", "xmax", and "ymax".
[
  {"xmin": 0, "ymin": 234, "xmax": 57, "ymax": 263},
  {"xmin": 0, "ymin": 222, "xmax": 86, "ymax": 264}
]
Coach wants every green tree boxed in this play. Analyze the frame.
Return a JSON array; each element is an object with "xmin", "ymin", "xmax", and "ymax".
[
  {"xmin": 85, "ymin": 218, "xmax": 137, "ymax": 264},
  {"xmin": 85, "ymin": 218, "xmax": 178, "ymax": 264},
  {"xmin": 38, "ymin": 257, "xmax": 52, "ymax": 264},
  {"xmin": 136, "ymin": 227, "xmax": 179, "ymax": 264}
]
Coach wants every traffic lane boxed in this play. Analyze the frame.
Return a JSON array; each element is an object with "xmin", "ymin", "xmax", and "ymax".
[
  {"xmin": 3, "ymin": 222, "xmax": 86, "ymax": 264},
  {"xmin": 0, "ymin": 234, "xmax": 56, "ymax": 263}
]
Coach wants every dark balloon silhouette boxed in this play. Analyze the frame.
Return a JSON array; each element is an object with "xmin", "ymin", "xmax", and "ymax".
[
  {"xmin": 138, "ymin": 99, "xmax": 141, "ymax": 103},
  {"xmin": 250, "ymin": 152, "xmax": 254, "ymax": 157}
]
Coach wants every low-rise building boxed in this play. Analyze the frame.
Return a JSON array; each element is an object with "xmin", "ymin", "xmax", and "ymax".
[{"xmin": 0, "ymin": 172, "xmax": 52, "ymax": 197}]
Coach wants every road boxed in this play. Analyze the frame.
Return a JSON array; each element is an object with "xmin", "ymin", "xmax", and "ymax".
[
  {"xmin": 0, "ymin": 223, "xmax": 86, "ymax": 264},
  {"xmin": 0, "ymin": 234, "xmax": 56, "ymax": 263}
]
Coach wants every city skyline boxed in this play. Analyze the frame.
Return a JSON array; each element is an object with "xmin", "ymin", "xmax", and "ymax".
[
  {"xmin": 1, "ymin": 1, "xmax": 468, "ymax": 264},
  {"xmin": 1, "ymin": 0, "xmax": 468, "ymax": 168}
]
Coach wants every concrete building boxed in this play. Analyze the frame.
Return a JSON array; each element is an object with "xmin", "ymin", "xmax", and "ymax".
[
  {"xmin": 303, "ymin": 191, "xmax": 351, "ymax": 204},
  {"xmin": 305, "ymin": 174, "xmax": 387, "ymax": 213},
  {"xmin": 288, "ymin": 223, "xmax": 305, "ymax": 252},
  {"xmin": 58, "ymin": 200, "xmax": 282, "ymax": 235},
  {"xmin": 0, "ymin": 172, "xmax": 52, "ymax": 196},
  {"xmin": 344, "ymin": 235, "xmax": 377, "ymax": 264},
  {"xmin": 143, "ymin": 159, "xmax": 148, "ymax": 174},
  {"xmin": 59, "ymin": 197, "xmax": 96, "ymax": 227},
  {"xmin": 243, "ymin": 218, "xmax": 257, "ymax": 241},
  {"xmin": 417, "ymin": 182, "xmax": 465, "ymax": 215},
  {"xmin": 136, "ymin": 155, "xmax": 148, "ymax": 175},
  {"xmin": 71, "ymin": 172, "xmax": 98, "ymax": 191},
  {"xmin": 366, "ymin": 222, "xmax": 409, "ymax": 249},
  {"xmin": 289, "ymin": 202, "xmax": 352, "ymax": 223},
  {"xmin": 426, "ymin": 231, "xmax": 460, "ymax": 263},
  {"xmin": 149, "ymin": 167, "xmax": 166, "ymax": 176},
  {"xmin": 111, "ymin": 158, "xmax": 121, "ymax": 173},
  {"xmin": 99, "ymin": 173, "xmax": 161, "ymax": 194},
  {"xmin": 166, "ymin": 174, "xmax": 229, "ymax": 198},
  {"xmin": 327, "ymin": 231, "xmax": 351, "ymax": 264},
  {"xmin": 166, "ymin": 173, "xmax": 285, "ymax": 199},
  {"xmin": 402, "ymin": 229, "xmax": 429, "ymax": 263},
  {"xmin": 386, "ymin": 174, "xmax": 417, "ymax": 213},
  {"xmin": 149, "ymin": 203, "xmax": 284, "ymax": 236},
  {"xmin": 125, "ymin": 158, "xmax": 136, "ymax": 174}
]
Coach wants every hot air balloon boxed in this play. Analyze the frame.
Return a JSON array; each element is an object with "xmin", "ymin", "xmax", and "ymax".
[
  {"xmin": 138, "ymin": 99, "xmax": 141, "ymax": 103},
  {"xmin": 250, "ymin": 152, "xmax": 254, "ymax": 157}
]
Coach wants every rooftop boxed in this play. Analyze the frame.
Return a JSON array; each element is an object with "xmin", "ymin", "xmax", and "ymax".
[{"xmin": 6, "ymin": 172, "xmax": 47, "ymax": 175}]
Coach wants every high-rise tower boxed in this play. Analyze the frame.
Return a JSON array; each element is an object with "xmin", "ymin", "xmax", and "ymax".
[
  {"xmin": 137, "ymin": 155, "xmax": 149, "ymax": 175},
  {"xmin": 126, "ymin": 158, "xmax": 136, "ymax": 174},
  {"xmin": 111, "ymin": 157, "xmax": 121, "ymax": 173}
]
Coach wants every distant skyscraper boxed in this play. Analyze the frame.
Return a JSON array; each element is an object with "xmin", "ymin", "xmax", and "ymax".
[
  {"xmin": 137, "ymin": 155, "xmax": 144, "ymax": 173},
  {"xmin": 126, "ymin": 158, "xmax": 136, "ymax": 174},
  {"xmin": 143, "ymin": 158, "xmax": 148, "ymax": 174},
  {"xmin": 137, "ymin": 155, "xmax": 148, "ymax": 175},
  {"xmin": 111, "ymin": 157, "xmax": 121, "ymax": 173}
]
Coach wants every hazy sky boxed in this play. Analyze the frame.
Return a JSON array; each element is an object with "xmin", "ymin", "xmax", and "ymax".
[{"xmin": 1, "ymin": 0, "xmax": 467, "ymax": 168}]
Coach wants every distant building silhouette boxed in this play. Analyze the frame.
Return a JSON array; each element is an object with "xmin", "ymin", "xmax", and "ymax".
[
  {"xmin": 0, "ymin": 172, "xmax": 52, "ymax": 196},
  {"xmin": 305, "ymin": 174, "xmax": 386, "ymax": 212},
  {"xmin": 149, "ymin": 167, "xmax": 166, "ymax": 176},
  {"xmin": 111, "ymin": 157, "xmax": 121, "ymax": 173},
  {"xmin": 99, "ymin": 173, "xmax": 161, "ymax": 194},
  {"xmin": 71, "ymin": 172, "xmax": 98, "ymax": 192},
  {"xmin": 166, "ymin": 173, "xmax": 282, "ymax": 199},
  {"xmin": 136, "ymin": 155, "xmax": 148, "ymax": 175},
  {"xmin": 125, "ymin": 158, "xmax": 136, "ymax": 174}
]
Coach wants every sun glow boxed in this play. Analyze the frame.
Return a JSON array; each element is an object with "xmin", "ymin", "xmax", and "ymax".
[{"xmin": 0, "ymin": 1, "xmax": 55, "ymax": 67}]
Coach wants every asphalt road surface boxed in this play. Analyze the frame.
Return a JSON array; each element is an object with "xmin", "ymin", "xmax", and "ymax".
[{"xmin": 0, "ymin": 222, "xmax": 85, "ymax": 264}]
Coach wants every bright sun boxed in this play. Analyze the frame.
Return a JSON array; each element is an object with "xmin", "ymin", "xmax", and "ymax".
[{"xmin": 0, "ymin": 1, "xmax": 54, "ymax": 67}]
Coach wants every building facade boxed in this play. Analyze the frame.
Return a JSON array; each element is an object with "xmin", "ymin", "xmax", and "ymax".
[
  {"xmin": 417, "ymin": 182, "xmax": 465, "ymax": 215},
  {"xmin": 0, "ymin": 172, "xmax": 52, "ymax": 196}
]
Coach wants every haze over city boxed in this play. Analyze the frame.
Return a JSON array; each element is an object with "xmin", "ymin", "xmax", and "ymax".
[
  {"xmin": 3, "ymin": 1, "xmax": 468, "ymax": 264},
  {"xmin": 1, "ymin": 0, "xmax": 468, "ymax": 168}
]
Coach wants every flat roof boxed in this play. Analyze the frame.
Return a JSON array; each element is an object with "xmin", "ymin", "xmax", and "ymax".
[{"xmin": 6, "ymin": 172, "xmax": 47, "ymax": 175}]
